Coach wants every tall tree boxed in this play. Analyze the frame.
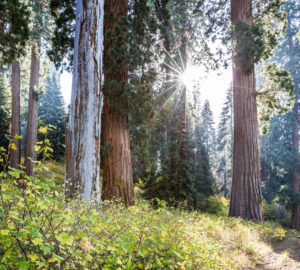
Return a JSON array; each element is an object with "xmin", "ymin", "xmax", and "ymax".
[
  {"xmin": 229, "ymin": 0, "xmax": 262, "ymax": 220},
  {"xmin": 25, "ymin": 0, "xmax": 47, "ymax": 176},
  {"xmin": 217, "ymin": 86, "xmax": 233, "ymax": 197},
  {"xmin": 0, "ymin": 0, "xmax": 30, "ymax": 168},
  {"xmin": 272, "ymin": 0, "xmax": 300, "ymax": 230},
  {"xmin": 102, "ymin": 0, "xmax": 134, "ymax": 206},
  {"xmin": 65, "ymin": 0, "xmax": 104, "ymax": 200},
  {"xmin": 10, "ymin": 61, "xmax": 22, "ymax": 168},
  {"xmin": 200, "ymin": 100, "xmax": 216, "ymax": 167},
  {"xmin": 0, "ymin": 73, "xmax": 10, "ymax": 152},
  {"xmin": 229, "ymin": 0, "xmax": 291, "ymax": 220}
]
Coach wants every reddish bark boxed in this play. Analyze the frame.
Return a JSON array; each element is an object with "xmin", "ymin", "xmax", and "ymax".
[
  {"xmin": 25, "ymin": 45, "xmax": 40, "ymax": 176},
  {"xmin": 102, "ymin": 0, "xmax": 134, "ymax": 206},
  {"xmin": 10, "ymin": 60, "xmax": 21, "ymax": 169},
  {"xmin": 229, "ymin": 0, "xmax": 262, "ymax": 220}
]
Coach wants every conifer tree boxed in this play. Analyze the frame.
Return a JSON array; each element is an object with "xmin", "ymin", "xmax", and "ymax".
[
  {"xmin": 0, "ymin": 73, "xmax": 10, "ymax": 151},
  {"xmin": 193, "ymin": 104, "xmax": 214, "ymax": 206},
  {"xmin": 65, "ymin": 0, "xmax": 104, "ymax": 200},
  {"xmin": 102, "ymin": 0, "xmax": 156, "ymax": 205},
  {"xmin": 271, "ymin": 0, "xmax": 300, "ymax": 230},
  {"xmin": 38, "ymin": 69, "xmax": 66, "ymax": 161},
  {"xmin": 200, "ymin": 100, "xmax": 216, "ymax": 167},
  {"xmin": 25, "ymin": 0, "xmax": 51, "ymax": 176},
  {"xmin": 0, "ymin": 0, "xmax": 30, "ymax": 65},
  {"xmin": 229, "ymin": 0, "xmax": 291, "ymax": 220},
  {"xmin": 217, "ymin": 86, "xmax": 233, "ymax": 197},
  {"xmin": 0, "ymin": 0, "xmax": 30, "ymax": 169}
]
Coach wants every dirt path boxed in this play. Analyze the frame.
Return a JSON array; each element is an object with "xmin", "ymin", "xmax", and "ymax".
[{"xmin": 254, "ymin": 236, "xmax": 300, "ymax": 270}]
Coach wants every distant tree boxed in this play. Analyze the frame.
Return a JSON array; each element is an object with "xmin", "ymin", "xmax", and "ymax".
[
  {"xmin": 65, "ymin": 0, "xmax": 103, "ymax": 200},
  {"xmin": 0, "ymin": 72, "xmax": 10, "ymax": 152},
  {"xmin": 200, "ymin": 100, "xmax": 216, "ymax": 167},
  {"xmin": 193, "ymin": 115, "xmax": 214, "ymax": 206},
  {"xmin": 0, "ymin": 0, "xmax": 30, "ymax": 169},
  {"xmin": 260, "ymin": 114, "xmax": 294, "ymax": 204},
  {"xmin": 217, "ymin": 86, "xmax": 233, "ymax": 197},
  {"xmin": 38, "ymin": 69, "xmax": 66, "ymax": 161},
  {"xmin": 25, "ymin": 0, "xmax": 51, "ymax": 176},
  {"xmin": 270, "ymin": 0, "xmax": 300, "ymax": 230}
]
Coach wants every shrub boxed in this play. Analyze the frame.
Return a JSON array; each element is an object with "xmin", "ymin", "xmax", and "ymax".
[{"xmin": 197, "ymin": 196, "xmax": 229, "ymax": 216}]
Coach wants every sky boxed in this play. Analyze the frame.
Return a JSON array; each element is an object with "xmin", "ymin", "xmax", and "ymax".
[{"xmin": 59, "ymin": 66, "xmax": 232, "ymax": 125}]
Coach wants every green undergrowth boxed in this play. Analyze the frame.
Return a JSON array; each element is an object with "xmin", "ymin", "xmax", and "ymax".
[{"xmin": 0, "ymin": 169, "xmax": 298, "ymax": 270}]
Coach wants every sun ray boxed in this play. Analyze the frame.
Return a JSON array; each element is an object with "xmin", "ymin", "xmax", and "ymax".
[{"xmin": 162, "ymin": 46, "xmax": 183, "ymax": 72}]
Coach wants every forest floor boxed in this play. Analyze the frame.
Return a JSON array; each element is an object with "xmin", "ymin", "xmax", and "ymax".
[{"xmin": 253, "ymin": 235, "xmax": 300, "ymax": 270}]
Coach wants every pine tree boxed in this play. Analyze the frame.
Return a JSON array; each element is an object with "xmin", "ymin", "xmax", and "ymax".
[
  {"xmin": 25, "ymin": 0, "xmax": 52, "ymax": 176},
  {"xmin": 229, "ymin": 0, "xmax": 290, "ymax": 220},
  {"xmin": 0, "ymin": 0, "xmax": 30, "ymax": 65},
  {"xmin": 48, "ymin": 0, "xmax": 76, "ymax": 71},
  {"xmin": 0, "ymin": 72, "xmax": 10, "ymax": 151},
  {"xmin": 217, "ymin": 86, "xmax": 233, "ymax": 197},
  {"xmin": 102, "ymin": 0, "xmax": 157, "ymax": 205},
  {"xmin": 200, "ymin": 100, "xmax": 216, "ymax": 167},
  {"xmin": 0, "ymin": 1, "xmax": 30, "ymax": 169},
  {"xmin": 38, "ymin": 69, "xmax": 66, "ymax": 161},
  {"xmin": 270, "ymin": 0, "xmax": 300, "ymax": 230},
  {"xmin": 260, "ymin": 113, "xmax": 294, "ymax": 205}
]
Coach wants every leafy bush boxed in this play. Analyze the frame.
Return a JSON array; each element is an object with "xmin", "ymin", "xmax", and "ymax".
[
  {"xmin": 0, "ymin": 136, "xmax": 296, "ymax": 269},
  {"xmin": 0, "ymin": 172, "xmax": 237, "ymax": 270},
  {"xmin": 197, "ymin": 196, "xmax": 229, "ymax": 216},
  {"xmin": 262, "ymin": 200, "xmax": 291, "ymax": 228}
]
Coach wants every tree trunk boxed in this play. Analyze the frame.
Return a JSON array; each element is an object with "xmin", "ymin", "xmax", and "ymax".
[
  {"xmin": 102, "ymin": 99, "xmax": 134, "ymax": 206},
  {"xmin": 65, "ymin": 0, "xmax": 104, "ymax": 200},
  {"xmin": 229, "ymin": 0, "xmax": 262, "ymax": 220},
  {"xmin": 25, "ymin": 45, "xmax": 40, "ymax": 176},
  {"xmin": 288, "ymin": 18, "xmax": 300, "ymax": 230},
  {"xmin": 10, "ymin": 60, "xmax": 21, "ymax": 168},
  {"xmin": 291, "ymin": 102, "xmax": 300, "ymax": 230},
  {"xmin": 102, "ymin": 0, "xmax": 134, "ymax": 206}
]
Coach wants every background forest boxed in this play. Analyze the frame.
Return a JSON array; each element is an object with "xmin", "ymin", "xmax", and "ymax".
[{"xmin": 0, "ymin": 0, "xmax": 299, "ymax": 269}]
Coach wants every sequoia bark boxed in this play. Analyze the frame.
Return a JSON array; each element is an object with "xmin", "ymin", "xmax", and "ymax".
[
  {"xmin": 102, "ymin": 0, "xmax": 134, "ymax": 206},
  {"xmin": 229, "ymin": 0, "xmax": 263, "ymax": 220},
  {"xmin": 25, "ymin": 45, "xmax": 40, "ymax": 176},
  {"xmin": 10, "ymin": 60, "xmax": 21, "ymax": 168},
  {"xmin": 65, "ymin": 0, "xmax": 104, "ymax": 200}
]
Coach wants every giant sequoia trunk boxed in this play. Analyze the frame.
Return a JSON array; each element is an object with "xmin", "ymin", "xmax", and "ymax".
[
  {"xmin": 25, "ymin": 45, "xmax": 40, "ymax": 176},
  {"xmin": 229, "ymin": 0, "xmax": 262, "ymax": 220},
  {"xmin": 10, "ymin": 60, "xmax": 21, "ymax": 169},
  {"xmin": 65, "ymin": 0, "xmax": 103, "ymax": 200},
  {"xmin": 102, "ymin": 0, "xmax": 134, "ymax": 206}
]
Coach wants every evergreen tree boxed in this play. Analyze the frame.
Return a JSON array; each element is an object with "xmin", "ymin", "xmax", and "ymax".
[
  {"xmin": 260, "ymin": 114, "xmax": 294, "ymax": 204},
  {"xmin": 200, "ymin": 100, "xmax": 216, "ymax": 168},
  {"xmin": 267, "ymin": 0, "xmax": 300, "ymax": 230},
  {"xmin": 48, "ymin": 0, "xmax": 76, "ymax": 71},
  {"xmin": 0, "ymin": 0, "xmax": 30, "ymax": 65},
  {"xmin": 65, "ymin": 0, "xmax": 103, "ymax": 200},
  {"xmin": 229, "ymin": 0, "xmax": 291, "ymax": 221},
  {"xmin": 38, "ymin": 69, "xmax": 66, "ymax": 161},
  {"xmin": 217, "ymin": 86, "xmax": 233, "ymax": 197},
  {"xmin": 193, "ymin": 108, "xmax": 214, "ymax": 206},
  {"xmin": 0, "ymin": 72, "xmax": 10, "ymax": 150}
]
